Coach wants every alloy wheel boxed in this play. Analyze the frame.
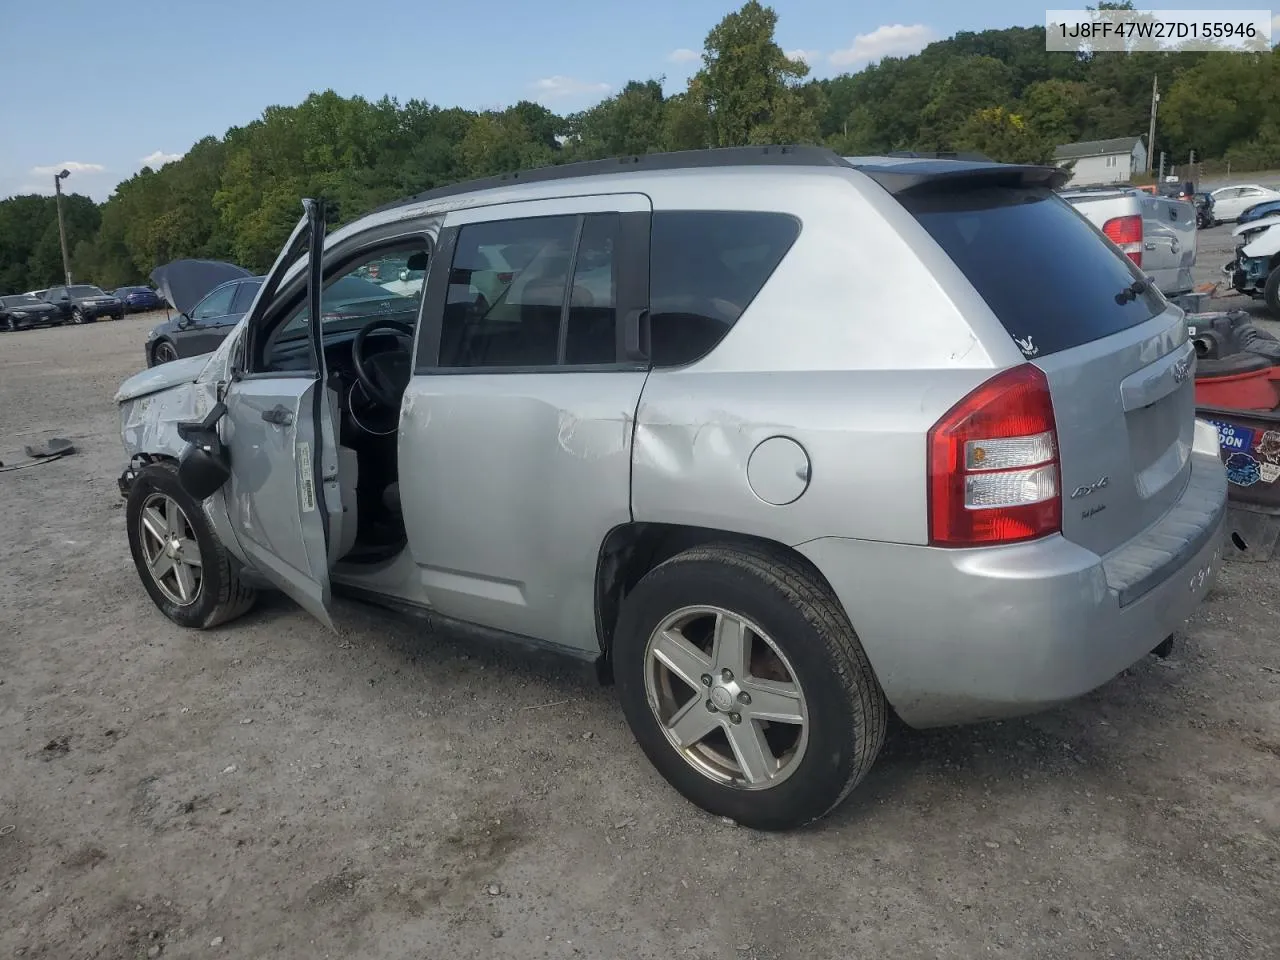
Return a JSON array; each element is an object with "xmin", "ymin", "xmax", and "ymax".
[
  {"xmin": 153, "ymin": 341, "xmax": 178, "ymax": 365},
  {"xmin": 137, "ymin": 492, "xmax": 203, "ymax": 606},
  {"xmin": 643, "ymin": 605, "xmax": 809, "ymax": 790},
  {"xmin": 72, "ymin": 308, "xmax": 85, "ymax": 324}
]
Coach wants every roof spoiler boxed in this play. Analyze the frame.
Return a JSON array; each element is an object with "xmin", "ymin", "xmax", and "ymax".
[{"xmin": 849, "ymin": 161, "xmax": 1070, "ymax": 195}]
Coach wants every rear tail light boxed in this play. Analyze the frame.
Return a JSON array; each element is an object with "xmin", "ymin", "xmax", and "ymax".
[
  {"xmin": 1102, "ymin": 214, "xmax": 1143, "ymax": 267},
  {"xmin": 927, "ymin": 364, "xmax": 1061, "ymax": 547}
]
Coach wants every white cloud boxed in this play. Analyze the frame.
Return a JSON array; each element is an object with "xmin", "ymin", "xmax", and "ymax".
[
  {"xmin": 31, "ymin": 160, "xmax": 106, "ymax": 176},
  {"xmin": 829, "ymin": 23, "xmax": 937, "ymax": 67},
  {"xmin": 140, "ymin": 150, "xmax": 183, "ymax": 168},
  {"xmin": 785, "ymin": 48, "xmax": 821, "ymax": 64},
  {"xmin": 667, "ymin": 47, "xmax": 701, "ymax": 64},
  {"xmin": 530, "ymin": 75, "xmax": 612, "ymax": 101}
]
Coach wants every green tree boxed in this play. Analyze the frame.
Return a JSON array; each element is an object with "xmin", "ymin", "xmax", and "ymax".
[
  {"xmin": 569, "ymin": 80, "xmax": 668, "ymax": 159},
  {"xmin": 919, "ymin": 56, "xmax": 1016, "ymax": 150},
  {"xmin": 697, "ymin": 1, "xmax": 817, "ymax": 146},
  {"xmin": 954, "ymin": 106, "xmax": 1055, "ymax": 163}
]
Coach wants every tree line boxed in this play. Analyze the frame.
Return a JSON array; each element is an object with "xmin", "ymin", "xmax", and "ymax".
[{"xmin": 2, "ymin": 1, "xmax": 1277, "ymax": 294}]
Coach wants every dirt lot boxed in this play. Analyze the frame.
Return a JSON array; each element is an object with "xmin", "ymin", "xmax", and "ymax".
[{"xmin": 2, "ymin": 281, "xmax": 1279, "ymax": 960}]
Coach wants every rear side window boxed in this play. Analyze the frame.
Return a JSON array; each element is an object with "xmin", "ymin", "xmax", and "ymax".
[
  {"xmin": 230, "ymin": 279, "xmax": 262, "ymax": 313},
  {"xmin": 649, "ymin": 211, "xmax": 800, "ymax": 367},
  {"xmin": 900, "ymin": 188, "xmax": 1164, "ymax": 358}
]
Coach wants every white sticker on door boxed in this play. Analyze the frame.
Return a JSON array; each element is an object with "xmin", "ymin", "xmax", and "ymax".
[{"xmin": 298, "ymin": 441, "xmax": 316, "ymax": 512}]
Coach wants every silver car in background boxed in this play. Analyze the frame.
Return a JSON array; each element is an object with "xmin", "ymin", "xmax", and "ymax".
[{"xmin": 113, "ymin": 147, "xmax": 1227, "ymax": 830}]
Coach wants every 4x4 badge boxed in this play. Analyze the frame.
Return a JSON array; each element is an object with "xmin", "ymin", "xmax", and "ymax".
[
  {"xmin": 1070, "ymin": 476, "xmax": 1109, "ymax": 499},
  {"xmin": 1171, "ymin": 356, "xmax": 1191, "ymax": 384}
]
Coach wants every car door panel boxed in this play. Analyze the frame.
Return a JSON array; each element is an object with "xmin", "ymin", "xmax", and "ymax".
[
  {"xmin": 399, "ymin": 193, "xmax": 652, "ymax": 653},
  {"xmin": 223, "ymin": 380, "xmax": 335, "ymax": 626},
  {"xmin": 219, "ymin": 203, "xmax": 340, "ymax": 627}
]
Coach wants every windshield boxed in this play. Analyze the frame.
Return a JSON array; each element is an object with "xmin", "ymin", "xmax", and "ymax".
[
  {"xmin": 275, "ymin": 257, "xmax": 422, "ymax": 341},
  {"xmin": 1, "ymin": 295, "xmax": 43, "ymax": 306},
  {"xmin": 68, "ymin": 285, "xmax": 107, "ymax": 297},
  {"xmin": 901, "ymin": 186, "xmax": 1165, "ymax": 357}
]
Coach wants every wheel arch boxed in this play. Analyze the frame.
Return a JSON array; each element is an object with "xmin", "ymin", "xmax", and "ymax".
[{"xmin": 593, "ymin": 521, "xmax": 859, "ymax": 682}]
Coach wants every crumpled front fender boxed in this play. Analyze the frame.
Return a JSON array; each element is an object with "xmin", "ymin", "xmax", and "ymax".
[{"xmin": 118, "ymin": 379, "xmax": 218, "ymax": 461}]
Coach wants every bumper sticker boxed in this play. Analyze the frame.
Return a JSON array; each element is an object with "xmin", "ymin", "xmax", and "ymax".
[
  {"xmin": 1225, "ymin": 452, "xmax": 1261, "ymax": 487},
  {"xmin": 1207, "ymin": 419, "xmax": 1255, "ymax": 454}
]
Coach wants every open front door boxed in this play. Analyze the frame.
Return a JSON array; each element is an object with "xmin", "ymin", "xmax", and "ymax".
[{"xmin": 221, "ymin": 199, "xmax": 341, "ymax": 628}]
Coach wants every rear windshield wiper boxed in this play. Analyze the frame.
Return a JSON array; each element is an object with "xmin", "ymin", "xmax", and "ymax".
[{"xmin": 1114, "ymin": 275, "xmax": 1154, "ymax": 305}]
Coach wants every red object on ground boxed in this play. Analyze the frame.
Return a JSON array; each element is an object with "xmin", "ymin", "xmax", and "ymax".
[{"xmin": 1194, "ymin": 366, "xmax": 1280, "ymax": 412}]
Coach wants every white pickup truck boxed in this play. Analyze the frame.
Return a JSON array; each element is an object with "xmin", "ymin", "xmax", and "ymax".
[{"xmin": 1060, "ymin": 186, "xmax": 1197, "ymax": 298}]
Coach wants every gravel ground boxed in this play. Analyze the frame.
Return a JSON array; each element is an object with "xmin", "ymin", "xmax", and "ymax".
[{"xmin": 2, "ymin": 271, "xmax": 1279, "ymax": 960}]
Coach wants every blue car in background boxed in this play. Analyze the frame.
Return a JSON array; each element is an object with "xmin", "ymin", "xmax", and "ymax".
[
  {"xmin": 113, "ymin": 285, "xmax": 165, "ymax": 313},
  {"xmin": 1238, "ymin": 199, "xmax": 1280, "ymax": 225}
]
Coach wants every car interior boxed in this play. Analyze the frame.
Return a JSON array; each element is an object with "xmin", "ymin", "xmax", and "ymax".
[{"xmin": 256, "ymin": 246, "xmax": 430, "ymax": 565}]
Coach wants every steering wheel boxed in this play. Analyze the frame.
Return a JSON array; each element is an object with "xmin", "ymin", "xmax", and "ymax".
[{"xmin": 351, "ymin": 320, "xmax": 415, "ymax": 408}]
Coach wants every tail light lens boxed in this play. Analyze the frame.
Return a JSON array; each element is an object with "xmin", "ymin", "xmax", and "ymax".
[
  {"xmin": 928, "ymin": 364, "xmax": 1061, "ymax": 547},
  {"xmin": 1102, "ymin": 214, "xmax": 1143, "ymax": 267}
]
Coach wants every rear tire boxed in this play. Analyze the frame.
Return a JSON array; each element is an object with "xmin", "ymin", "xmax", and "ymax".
[
  {"xmin": 126, "ymin": 461, "xmax": 257, "ymax": 629},
  {"xmin": 613, "ymin": 542, "xmax": 887, "ymax": 830},
  {"xmin": 1264, "ymin": 265, "xmax": 1280, "ymax": 318}
]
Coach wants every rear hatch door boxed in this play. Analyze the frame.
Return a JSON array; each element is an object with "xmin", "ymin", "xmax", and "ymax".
[{"xmin": 899, "ymin": 180, "xmax": 1193, "ymax": 557}]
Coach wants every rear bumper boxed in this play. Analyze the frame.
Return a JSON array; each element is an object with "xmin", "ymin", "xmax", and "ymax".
[{"xmin": 798, "ymin": 424, "xmax": 1228, "ymax": 728}]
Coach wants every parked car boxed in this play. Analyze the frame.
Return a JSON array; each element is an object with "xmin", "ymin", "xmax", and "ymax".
[
  {"xmin": 113, "ymin": 285, "xmax": 164, "ymax": 312},
  {"xmin": 1193, "ymin": 192, "xmax": 1216, "ymax": 229},
  {"xmin": 1209, "ymin": 184, "xmax": 1280, "ymax": 222},
  {"xmin": 113, "ymin": 148, "xmax": 1226, "ymax": 830},
  {"xmin": 0, "ymin": 292, "xmax": 64, "ymax": 331},
  {"xmin": 1060, "ymin": 184, "xmax": 1197, "ymax": 297},
  {"xmin": 1226, "ymin": 211, "xmax": 1280, "ymax": 315},
  {"xmin": 145, "ymin": 260, "xmax": 261, "ymax": 366},
  {"xmin": 42, "ymin": 284, "xmax": 124, "ymax": 323},
  {"xmin": 1238, "ymin": 198, "xmax": 1280, "ymax": 225}
]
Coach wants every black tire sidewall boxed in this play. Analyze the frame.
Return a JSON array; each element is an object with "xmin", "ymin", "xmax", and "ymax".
[
  {"xmin": 126, "ymin": 464, "xmax": 229, "ymax": 628},
  {"xmin": 1264, "ymin": 265, "xmax": 1280, "ymax": 316},
  {"xmin": 614, "ymin": 555, "xmax": 865, "ymax": 830}
]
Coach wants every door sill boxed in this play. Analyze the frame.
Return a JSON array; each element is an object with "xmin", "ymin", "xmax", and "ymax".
[{"xmin": 333, "ymin": 583, "xmax": 605, "ymax": 680}]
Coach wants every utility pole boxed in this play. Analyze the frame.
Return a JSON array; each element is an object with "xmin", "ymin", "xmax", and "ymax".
[
  {"xmin": 1145, "ymin": 74, "xmax": 1159, "ymax": 174},
  {"xmin": 53, "ymin": 169, "xmax": 73, "ymax": 286}
]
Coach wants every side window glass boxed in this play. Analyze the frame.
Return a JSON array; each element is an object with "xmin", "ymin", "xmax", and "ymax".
[
  {"xmin": 439, "ymin": 216, "xmax": 576, "ymax": 368},
  {"xmin": 192, "ymin": 284, "xmax": 236, "ymax": 320},
  {"xmin": 648, "ymin": 211, "xmax": 800, "ymax": 368},
  {"xmin": 564, "ymin": 213, "xmax": 617, "ymax": 365},
  {"xmin": 230, "ymin": 280, "xmax": 262, "ymax": 314}
]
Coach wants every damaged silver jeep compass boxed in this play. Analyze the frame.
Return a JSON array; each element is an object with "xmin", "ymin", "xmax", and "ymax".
[{"xmin": 114, "ymin": 147, "xmax": 1227, "ymax": 830}]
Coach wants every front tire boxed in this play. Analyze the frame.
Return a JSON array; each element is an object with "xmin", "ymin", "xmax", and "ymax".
[
  {"xmin": 126, "ymin": 461, "xmax": 256, "ymax": 629},
  {"xmin": 71, "ymin": 307, "xmax": 87, "ymax": 324},
  {"xmin": 613, "ymin": 543, "xmax": 887, "ymax": 830},
  {"xmin": 1264, "ymin": 265, "xmax": 1280, "ymax": 317},
  {"xmin": 150, "ymin": 339, "xmax": 178, "ymax": 366}
]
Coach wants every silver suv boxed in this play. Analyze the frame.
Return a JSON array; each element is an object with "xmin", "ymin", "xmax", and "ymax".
[{"xmin": 114, "ymin": 147, "xmax": 1227, "ymax": 830}]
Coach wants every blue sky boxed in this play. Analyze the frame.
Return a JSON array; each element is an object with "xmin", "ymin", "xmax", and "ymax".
[{"xmin": 0, "ymin": 0, "xmax": 1205, "ymax": 201}]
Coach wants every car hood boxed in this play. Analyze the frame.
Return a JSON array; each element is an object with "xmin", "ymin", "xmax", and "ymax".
[
  {"xmin": 150, "ymin": 259, "xmax": 251, "ymax": 315},
  {"xmin": 114, "ymin": 352, "xmax": 211, "ymax": 403},
  {"xmin": 8, "ymin": 301, "xmax": 57, "ymax": 312},
  {"xmin": 1233, "ymin": 214, "xmax": 1280, "ymax": 237}
]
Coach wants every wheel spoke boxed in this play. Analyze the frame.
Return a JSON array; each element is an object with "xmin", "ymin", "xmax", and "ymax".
[
  {"xmin": 711, "ymin": 612, "xmax": 749, "ymax": 676},
  {"xmin": 177, "ymin": 540, "xmax": 202, "ymax": 566},
  {"xmin": 651, "ymin": 629, "xmax": 712, "ymax": 691},
  {"xmin": 142, "ymin": 506, "xmax": 168, "ymax": 543},
  {"xmin": 740, "ymin": 678, "xmax": 804, "ymax": 725},
  {"xmin": 149, "ymin": 554, "xmax": 174, "ymax": 581},
  {"xmin": 173, "ymin": 562, "xmax": 196, "ymax": 603},
  {"xmin": 725, "ymin": 719, "xmax": 776, "ymax": 785},
  {"xmin": 666, "ymin": 697, "xmax": 722, "ymax": 748},
  {"xmin": 165, "ymin": 497, "xmax": 182, "ymax": 534}
]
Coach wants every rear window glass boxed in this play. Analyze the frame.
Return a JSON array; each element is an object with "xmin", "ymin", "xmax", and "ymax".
[
  {"xmin": 900, "ymin": 187, "xmax": 1165, "ymax": 358},
  {"xmin": 649, "ymin": 211, "xmax": 800, "ymax": 367}
]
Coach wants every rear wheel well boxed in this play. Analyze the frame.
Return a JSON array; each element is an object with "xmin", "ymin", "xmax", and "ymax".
[{"xmin": 593, "ymin": 522, "xmax": 843, "ymax": 682}]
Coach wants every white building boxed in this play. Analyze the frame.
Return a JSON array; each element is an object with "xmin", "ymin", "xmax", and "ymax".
[{"xmin": 1053, "ymin": 137, "xmax": 1148, "ymax": 187}]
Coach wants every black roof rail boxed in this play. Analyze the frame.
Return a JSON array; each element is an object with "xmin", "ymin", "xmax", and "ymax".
[{"xmin": 375, "ymin": 145, "xmax": 849, "ymax": 213}]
